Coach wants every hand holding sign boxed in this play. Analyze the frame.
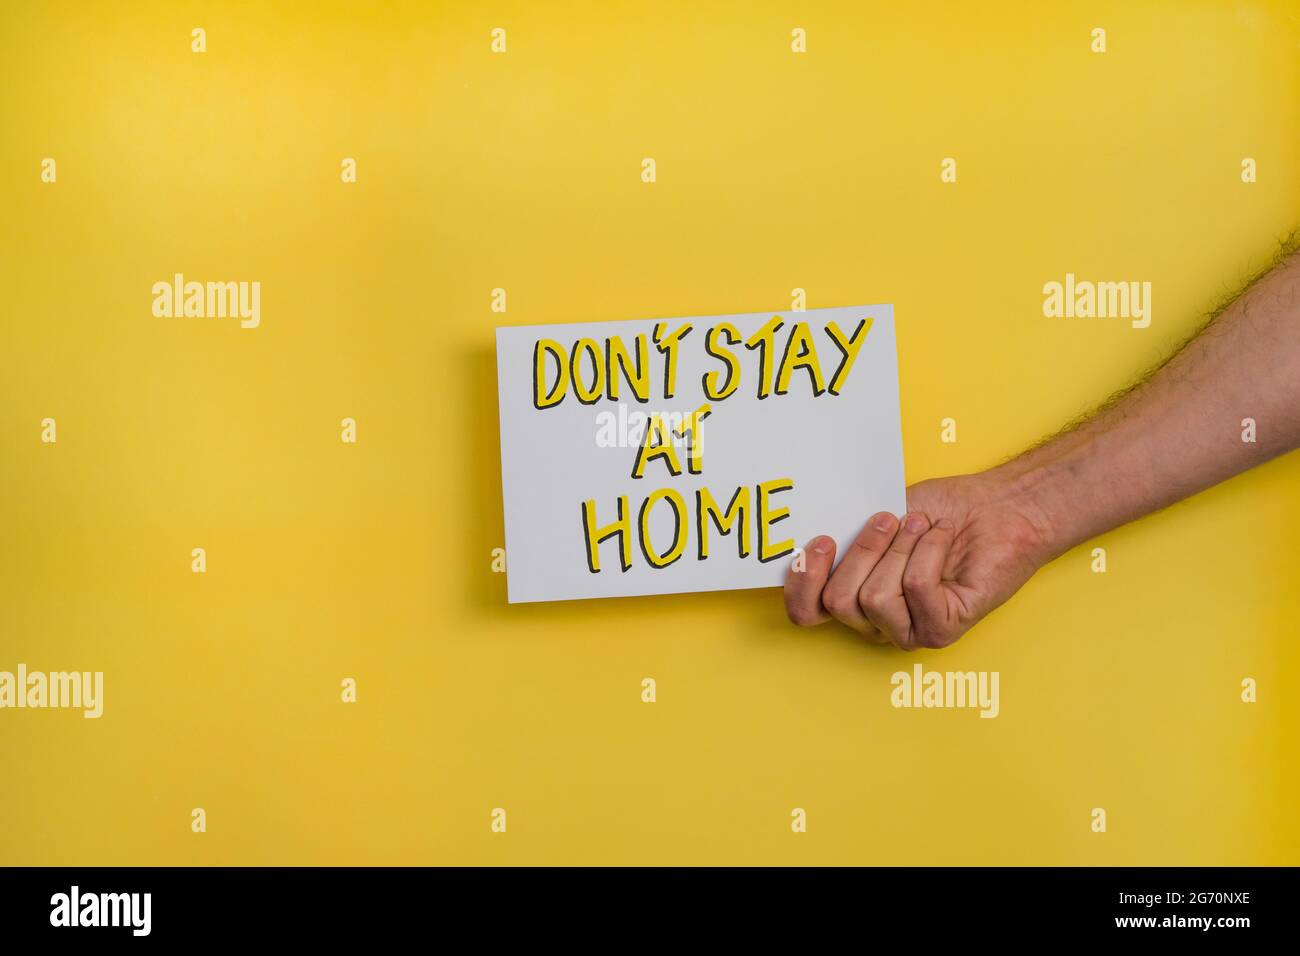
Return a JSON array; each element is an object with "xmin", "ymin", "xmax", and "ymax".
[
  {"xmin": 495, "ymin": 305, "xmax": 906, "ymax": 603},
  {"xmin": 784, "ymin": 474, "xmax": 1051, "ymax": 651}
]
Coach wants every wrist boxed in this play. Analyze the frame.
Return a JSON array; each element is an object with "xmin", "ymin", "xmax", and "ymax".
[{"xmin": 983, "ymin": 453, "xmax": 1086, "ymax": 566}]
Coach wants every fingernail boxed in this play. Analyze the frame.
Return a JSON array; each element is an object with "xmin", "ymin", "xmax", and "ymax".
[
  {"xmin": 810, "ymin": 536, "xmax": 833, "ymax": 555},
  {"xmin": 904, "ymin": 513, "xmax": 928, "ymax": 533},
  {"xmin": 872, "ymin": 513, "xmax": 896, "ymax": 532}
]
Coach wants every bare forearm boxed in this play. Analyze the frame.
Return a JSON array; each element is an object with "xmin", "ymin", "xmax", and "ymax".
[
  {"xmin": 789, "ymin": 238, "xmax": 1300, "ymax": 651},
  {"xmin": 997, "ymin": 242, "xmax": 1300, "ymax": 562}
]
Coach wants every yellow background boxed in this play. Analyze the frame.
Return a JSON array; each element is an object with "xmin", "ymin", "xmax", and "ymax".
[{"xmin": 2, "ymin": 0, "xmax": 1298, "ymax": 865}]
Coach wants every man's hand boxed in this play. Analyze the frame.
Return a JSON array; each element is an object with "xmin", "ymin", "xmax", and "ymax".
[
  {"xmin": 783, "ymin": 472, "xmax": 1055, "ymax": 650},
  {"xmin": 785, "ymin": 237, "xmax": 1300, "ymax": 650}
]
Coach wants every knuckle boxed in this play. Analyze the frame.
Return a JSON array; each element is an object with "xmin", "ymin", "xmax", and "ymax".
[
  {"xmin": 901, "ymin": 571, "xmax": 927, "ymax": 594},
  {"xmin": 857, "ymin": 584, "xmax": 888, "ymax": 613},
  {"xmin": 822, "ymin": 585, "xmax": 857, "ymax": 618}
]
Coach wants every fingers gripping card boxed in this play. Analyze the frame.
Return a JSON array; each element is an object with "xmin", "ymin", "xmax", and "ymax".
[{"xmin": 494, "ymin": 305, "xmax": 906, "ymax": 603}]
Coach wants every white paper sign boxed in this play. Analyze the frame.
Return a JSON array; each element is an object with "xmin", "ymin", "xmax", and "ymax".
[{"xmin": 495, "ymin": 304, "xmax": 906, "ymax": 603}]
